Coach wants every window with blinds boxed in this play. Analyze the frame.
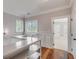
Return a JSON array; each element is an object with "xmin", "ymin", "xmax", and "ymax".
[
  {"xmin": 25, "ymin": 20, "xmax": 38, "ymax": 33},
  {"xmin": 16, "ymin": 20, "xmax": 23, "ymax": 33}
]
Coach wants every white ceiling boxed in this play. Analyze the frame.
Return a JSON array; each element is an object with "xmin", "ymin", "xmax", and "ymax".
[{"xmin": 3, "ymin": 0, "xmax": 72, "ymax": 17}]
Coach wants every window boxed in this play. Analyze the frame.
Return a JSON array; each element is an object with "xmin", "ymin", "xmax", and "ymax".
[
  {"xmin": 25, "ymin": 20, "xmax": 38, "ymax": 33},
  {"xmin": 16, "ymin": 20, "xmax": 23, "ymax": 32}
]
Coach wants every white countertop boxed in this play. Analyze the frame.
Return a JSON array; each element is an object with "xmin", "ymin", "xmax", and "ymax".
[{"xmin": 3, "ymin": 37, "xmax": 40, "ymax": 59}]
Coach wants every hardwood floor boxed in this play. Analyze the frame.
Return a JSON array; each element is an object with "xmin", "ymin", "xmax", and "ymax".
[
  {"xmin": 41, "ymin": 47, "xmax": 74, "ymax": 59},
  {"xmin": 11, "ymin": 47, "xmax": 74, "ymax": 59}
]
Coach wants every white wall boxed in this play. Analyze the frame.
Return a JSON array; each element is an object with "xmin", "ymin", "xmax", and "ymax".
[{"xmin": 3, "ymin": 12, "xmax": 21, "ymax": 35}]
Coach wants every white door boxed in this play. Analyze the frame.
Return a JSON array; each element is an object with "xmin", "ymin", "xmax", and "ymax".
[{"xmin": 52, "ymin": 17, "xmax": 69, "ymax": 51}]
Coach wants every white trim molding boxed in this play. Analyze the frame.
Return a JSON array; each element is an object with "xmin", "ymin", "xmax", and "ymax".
[{"xmin": 26, "ymin": 5, "xmax": 71, "ymax": 18}]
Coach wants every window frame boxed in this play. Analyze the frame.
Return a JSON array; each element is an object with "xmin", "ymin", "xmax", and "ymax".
[
  {"xmin": 16, "ymin": 19, "xmax": 24, "ymax": 34},
  {"xmin": 25, "ymin": 20, "xmax": 38, "ymax": 33}
]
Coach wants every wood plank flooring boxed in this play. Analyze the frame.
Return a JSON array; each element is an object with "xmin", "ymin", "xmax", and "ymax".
[{"xmin": 41, "ymin": 47, "xmax": 74, "ymax": 59}]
